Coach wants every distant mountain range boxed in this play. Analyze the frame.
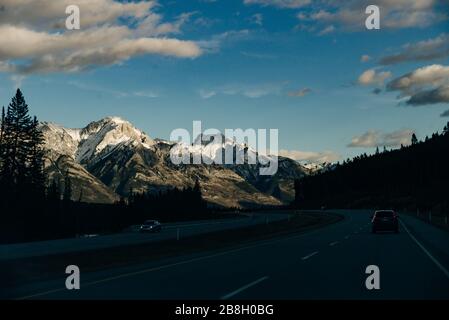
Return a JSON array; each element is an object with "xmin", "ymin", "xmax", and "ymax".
[{"xmin": 40, "ymin": 117, "xmax": 312, "ymax": 208}]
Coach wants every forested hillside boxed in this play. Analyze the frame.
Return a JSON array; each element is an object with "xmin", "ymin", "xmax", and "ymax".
[{"xmin": 294, "ymin": 123, "xmax": 449, "ymax": 213}]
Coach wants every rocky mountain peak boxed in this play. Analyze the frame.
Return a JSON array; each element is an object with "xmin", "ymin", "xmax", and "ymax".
[{"xmin": 40, "ymin": 116, "xmax": 307, "ymax": 207}]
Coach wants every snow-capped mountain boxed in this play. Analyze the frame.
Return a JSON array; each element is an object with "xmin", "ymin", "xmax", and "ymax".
[
  {"xmin": 41, "ymin": 117, "xmax": 155, "ymax": 163},
  {"xmin": 301, "ymin": 162, "xmax": 337, "ymax": 174},
  {"xmin": 40, "ymin": 117, "xmax": 306, "ymax": 208}
]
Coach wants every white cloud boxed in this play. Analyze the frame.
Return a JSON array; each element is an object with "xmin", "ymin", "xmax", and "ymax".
[
  {"xmin": 406, "ymin": 85, "xmax": 449, "ymax": 106},
  {"xmin": 243, "ymin": 0, "xmax": 311, "ymax": 9},
  {"xmin": 293, "ymin": 0, "xmax": 448, "ymax": 33},
  {"xmin": 199, "ymin": 89, "xmax": 217, "ymax": 99},
  {"xmin": 0, "ymin": 0, "xmax": 202, "ymax": 75},
  {"xmin": 288, "ymin": 88, "xmax": 311, "ymax": 97},
  {"xmin": 360, "ymin": 55, "xmax": 371, "ymax": 63},
  {"xmin": 11, "ymin": 75, "xmax": 26, "ymax": 89},
  {"xmin": 136, "ymin": 12, "xmax": 196, "ymax": 37},
  {"xmin": 387, "ymin": 65, "xmax": 449, "ymax": 93},
  {"xmin": 197, "ymin": 30, "xmax": 251, "ymax": 54},
  {"xmin": 386, "ymin": 64, "xmax": 449, "ymax": 105},
  {"xmin": 0, "ymin": 61, "xmax": 13, "ymax": 72},
  {"xmin": 243, "ymin": 85, "xmax": 281, "ymax": 98},
  {"xmin": 280, "ymin": 149, "xmax": 339, "ymax": 164},
  {"xmin": 69, "ymin": 81, "xmax": 158, "ymax": 98},
  {"xmin": 0, "ymin": 0, "xmax": 153, "ymax": 30},
  {"xmin": 358, "ymin": 69, "xmax": 392, "ymax": 86},
  {"xmin": 194, "ymin": 16, "xmax": 220, "ymax": 28},
  {"xmin": 318, "ymin": 25, "xmax": 335, "ymax": 35},
  {"xmin": 133, "ymin": 90, "xmax": 159, "ymax": 98},
  {"xmin": 250, "ymin": 13, "xmax": 264, "ymax": 26},
  {"xmin": 199, "ymin": 82, "xmax": 285, "ymax": 99},
  {"xmin": 348, "ymin": 129, "xmax": 414, "ymax": 148},
  {"xmin": 380, "ymin": 33, "xmax": 449, "ymax": 65}
]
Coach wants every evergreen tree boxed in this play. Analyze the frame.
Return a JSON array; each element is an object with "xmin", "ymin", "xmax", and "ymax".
[
  {"xmin": 411, "ymin": 133, "xmax": 418, "ymax": 145},
  {"xmin": 0, "ymin": 107, "xmax": 5, "ymax": 190},
  {"xmin": 63, "ymin": 170, "xmax": 72, "ymax": 203},
  {"xmin": 444, "ymin": 122, "xmax": 449, "ymax": 136},
  {"xmin": 0, "ymin": 89, "xmax": 46, "ymax": 239},
  {"xmin": 1, "ymin": 89, "xmax": 34, "ymax": 189},
  {"xmin": 193, "ymin": 178, "xmax": 201, "ymax": 195},
  {"xmin": 0, "ymin": 107, "xmax": 5, "ymax": 159},
  {"xmin": 28, "ymin": 116, "xmax": 46, "ymax": 200},
  {"xmin": 47, "ymin": 179, "xmax": 61, "ymax": 203}
]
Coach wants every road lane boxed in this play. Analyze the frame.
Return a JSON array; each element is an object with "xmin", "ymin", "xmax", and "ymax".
[
  {"xmin": 4, "ymin": 210, "xmax": 449, "ymax": 300},
  {"xmin": 0, "ymin": 213, "xmax": 289, "ymax": 261}
]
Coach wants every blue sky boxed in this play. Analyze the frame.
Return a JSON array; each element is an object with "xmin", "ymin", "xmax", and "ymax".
[{"xmin": 0, "ymin": 0, "xmax": 448, "ymax": 163}]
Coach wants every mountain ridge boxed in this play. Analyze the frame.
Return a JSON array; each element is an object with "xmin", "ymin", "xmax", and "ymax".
[{"xmin": 40, "ymin": 116, "xmax": 307, "ymax": 208}]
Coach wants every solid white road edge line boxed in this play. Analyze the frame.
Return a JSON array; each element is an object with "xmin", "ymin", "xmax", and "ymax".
[{"xmin": 399, "ymin": 219, "xmax": 449, "ymax": 280}]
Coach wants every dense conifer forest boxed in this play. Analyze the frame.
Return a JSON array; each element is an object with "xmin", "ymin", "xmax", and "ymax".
[
  {"xmin": 294, "ymin": 123, "xmax": 449, "ymax": 214},
  {"xmin": 0, "ymin": 90, "xmax": 210, "ymax": 244}
]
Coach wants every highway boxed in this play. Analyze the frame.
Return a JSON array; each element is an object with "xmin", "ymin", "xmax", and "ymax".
[
  {"xmin": 3, "ymin": 210, "xmax": 449, "ymax": 300},
  {"xmin": 0, "ymin": 213, "xmax": 287, "ymax": 261}
]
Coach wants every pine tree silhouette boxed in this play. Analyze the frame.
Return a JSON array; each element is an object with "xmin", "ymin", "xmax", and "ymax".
[
  {"xmin": 28, "ymin": 116, "xmax": 46, "ymax": 201},
  {"xmin": 411, "ymin": 133, "xmax": 418, "ymax": 145},
  {"xmin": 294, "ymin": 122, "xmax": 449, "ymax": 211},
  {"xmin": 444, "ymin": 122, "xmax": 449, "ymax": 136},
  {"xmin": 0, "ymin": 90, "xmax": 216, "ymax": 243},
  {"xmin": 0, "ymin": 89, "xmax": 46, "ymax": 241},
  {"xmin": 63, "ymin": 170, "xmax": 72, "ymax": 203}
]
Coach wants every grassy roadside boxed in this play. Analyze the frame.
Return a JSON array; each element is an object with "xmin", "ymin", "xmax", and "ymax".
[{"xmin": 1, "ymin": 211, "xmax": 343, "ymax": 291}]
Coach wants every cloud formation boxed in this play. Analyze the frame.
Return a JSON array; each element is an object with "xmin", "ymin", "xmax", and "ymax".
[
  {"xmin": 288, "ymin": 88, "xmax": 312, "ymax": 97},
  {"xmin": 196, "ymin": 30, "xmax": 251, "ymax": 54},
  {"xmin": 386, "ymin": 64, "xmax": 449, "ymax": 106},
  {"xmin": 0, "ymin": 0, "xmax": 153, "ymax": 29},
  {"xmin": 69, "ymin": 80, "xmax": 158, "ymax": 99},
  {"xmin": 358, "ymin": 69, "xmax": 392, "ymax": 86},
  {"xmin": 199, "ymin": 82, "xmax": 284, "ymax": 99},
  {"xmin": 260, "ymin": 0, "xmax": 449, "ymax": 34},
  {"xmin": 244, "ymin": 0, "xmax": 311, "ymax": 9},
  {"xmin": 279, "ymin": 149, "xmax": 339, "ymax": 164},
  {"xmin": 348, "ymin": 129, "xmax": 414, "ymax": 148},
  {"xmin": 360, "ymin": 55, "xmax": 371, "ymax": 63},
  {"xmin": 380, "ymin": 33, "xmax": 449, "ymax": 65},
  {"xmin": 250, "ymin": 13, "xmax": 264, "ymax": 26},
  {"xmin": 0, "ymin": 0, "xmax": 202, "ymax": 74},
  {"xmin": 199, "ymin": 89, "xmax": 217, "ymax": 99}
]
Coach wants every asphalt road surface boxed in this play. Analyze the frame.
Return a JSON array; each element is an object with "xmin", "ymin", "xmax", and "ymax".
[
  {"xmin": 0, "ymin": 213, "xmax": 287, "ymax": 261},
  {"xmin": 4, "ymin": 210, "xmax": 449, "ymax": 299}
]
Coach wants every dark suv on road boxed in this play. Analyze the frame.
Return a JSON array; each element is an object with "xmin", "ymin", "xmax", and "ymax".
[{"xmin": 371, "ymin": 210, "xmax": 399, "ymax": 233}]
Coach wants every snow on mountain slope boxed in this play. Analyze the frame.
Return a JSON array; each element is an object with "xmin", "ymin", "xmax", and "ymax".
[
  {"xmin": 40, "ymin": 116, "xmax": 306, "ymax": 207},
  {"xmin": 170, "ymin": 132, "xmax": 275, "ymax": 167},
  {"xmin": 40, "ymin": 122, "xmax": 81, "ymax": 160},
  {"xmin": 41, "ymin": 117, "xmax": 155, "ymax": 163},
  {"xmin": 76, "ymin": 117, "xmax": 155, "ymax": 164}
]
